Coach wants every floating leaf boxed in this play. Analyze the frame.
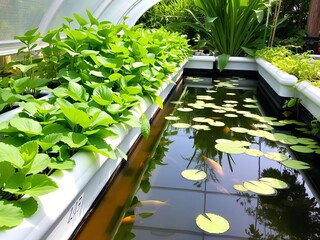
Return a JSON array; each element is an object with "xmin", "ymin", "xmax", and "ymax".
[
  {"xmin": 208, "ymin": 121, "xmax": 225, "ymax": 127},
  {"xmin": 230, "ymin": 127, "xmax": 248, "ymax": 133},
  {"xmin": 290, "ymin": 145, "xmax": 314, "ymax": 153},
  {"xmin": 243, "ymin": 180, "xmax": 277, "ymax": 195},
  {"xmin": 177, "ymin": 107, "xmax": 193, "ymax": 112},
  {"xmin": 233, "ymin": 184, "xmax": 248, "ymax": 192},
  {"xmin": 297, "ymin": 138, "xmax": 317, "ymax": 145},
  {"xmin": 192, "ymin": 125, "xmax": 210, "ymax": 131},
  {"xmin": 224, "ymin": 113, "xmax": 238, "ymax": 118},
  {"xmin": 246, "ymin": 149, "xmax": 264, "ymax": 157},
  {"xmin": 165, "ymin": 116, "xmax": 180, "ymax": 121},
  {"xmin": 172, "ymin": 123, "xmax": 191, "ymax": 129},
  {"xmin": 259, "ymin": 177, "xmax": 288, "ymax": 189},
  {"xmin": 195, "ymin": 213, "xmax": 230, "ymax": 234},
  {"xmin": 264, "ymin": 152, "xmax": 288, "ymax": 161},
  {"xmin": 282, "ymin": 160, "xmax": 310, "ymax": 170},
  {"xmin": 181, "ymin": 169, "xmax": 207, "ymax": 181},
  {"xmin": 215, "ymin": 143, "xmax": 246, "ymax": 154},
  {"xmin": 193, "ymin": 117, "xmax": 208, "ymax": 123}
]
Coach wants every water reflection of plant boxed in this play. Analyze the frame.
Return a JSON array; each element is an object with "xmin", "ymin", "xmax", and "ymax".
[{"xmin": 237, "ymin": 168, "xmax": 320, "ymax": 239}]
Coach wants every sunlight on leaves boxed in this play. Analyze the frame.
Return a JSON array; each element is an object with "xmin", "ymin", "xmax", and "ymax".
[{"xmin": 282, "ymin": 160, "xmax": 311, "ymax": 170}]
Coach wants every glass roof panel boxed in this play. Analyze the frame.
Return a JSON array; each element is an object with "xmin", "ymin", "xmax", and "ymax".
[
  {"xmin": 0, "ymin": 0, "xmax": 52, "ymax": 41},
  {"xmin": 46, "ymin": 0, "xmax": 106, "ymax": 31}
]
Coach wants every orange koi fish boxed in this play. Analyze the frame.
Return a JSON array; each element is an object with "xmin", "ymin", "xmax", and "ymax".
[{"xmin": 202, "ymin": 156, "xmax": 224, "ymax": 177}]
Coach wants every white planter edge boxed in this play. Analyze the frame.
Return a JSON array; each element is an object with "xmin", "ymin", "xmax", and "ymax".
[
  {"xmin": 296, "ymin": 80, "xmax": 320, "ymax": 118},
  {"xmin": 218, "ymin": 56, "xmax": 258, "ymax": 71},
  {"xmin": 256, "ymin": 58, "xmax": 298, "ymax": 97},
  {"xmin": 184, "ymin": 55, "xmax": 216, "ymax": 69},
  {"xmin": 0, "ymin": 62, "xmax": 186, "ymax": 240}
]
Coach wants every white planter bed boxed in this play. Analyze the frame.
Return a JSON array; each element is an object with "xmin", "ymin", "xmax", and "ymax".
[
  {"xmin": 184, "ymin": 55, "xmax": 216, "ymax": 69},
  {"xmin": 0, "ymin": 63, "xmax": 185, "ymax": 240},
  {"xmin": 217, "ymin": 56, "xmax": 258, "ymax": 71},
  {"xmin": 296, "ymin": 80, "xmax": 320, "ymax": 118},
  {"xmin": 256, "ymin": 58, "xmax": 298, "ymax": 97}
]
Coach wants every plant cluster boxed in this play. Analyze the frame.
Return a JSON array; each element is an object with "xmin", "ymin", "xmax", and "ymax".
[
  {"xmin": 256, "ymin": 46, "xmax": 320, "ymax": 86},
  {"xmin": 137, "ymin": 0, "xmax": 205, "ymax": 46},
  {"xmin": 186, "ymin": 0, "xmax": 269, "ymax": 56},
  {"xmin": 0, "ymin": 11, "xmax": 190, "ymax": 229}
]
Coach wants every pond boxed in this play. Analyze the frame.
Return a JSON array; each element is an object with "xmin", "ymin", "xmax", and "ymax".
[{"xmin": 74, "ymin": 76, "xmax": 320, "ymax": 240}]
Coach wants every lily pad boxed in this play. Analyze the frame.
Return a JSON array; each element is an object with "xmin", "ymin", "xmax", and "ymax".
[
  {"xmin": 246, "ymin": 149, "xmax": 264, "ymax": 157},
  {"xmin": 177, "ymin": 107, "xmax": 193, "ymax": 112},
  {"xmin": 233, "ymin": 184, "xmax": 248, "ymax": 192},
  {"xmin": 264, "ymin": 152, "xmax": 288, "ymax": 162},
  {"xmin": 212, "ymin": 109, "xmax": 226, "ymax": 113},
  {"xmin": 297, "ymin": 137, "xmax": 317, "ymax": 145},
  {"xmin": 193, "ymin": 117, "xmax": 209, "ymax": 123},
  {"xmin": 215, "ymin": 142, "xmax": 246, "ymax": 154},
  {"xmin": 171, "ymin": 123, "xmax": 191, "ymax": 129},
  {"xmin": 290, "ymin": 145, "xmax": 314, "ymax": 153},
  {"xmin": 243, "ymin": 104, "xmax": 259, "ymax": 109},
  {"xmin": 224, "ymin": 113, "xmax": 238, "ymax": 118},
  {"xmin": 230, "ymin": 127, "xmax": 248, "ymax": 133},
  {"xmin": 192, "ymin": 125, "xmax": 210, "ymax": 131},
  {"xmin": 165, "ymin": 116, "xmax": 180, "ymax": 121},
  {"xmin": 208, "ymin": 121, "xmax": 225, "ymax": 127},
  {"xmin": 243, "ymin": 180, "xmax": 277, "ymax": 196},
  {"xmin": 259, "ymin": 177, "xmax": 289, "ymax": 189},
  {"xmin": 195, "ymin": 213, "xmax": 230, "ymax": 234},
  {"xmin": 282, "ymin": 160, "xmax": 310, "ymax": 170},
  {"xmin": 181, "ymin": 169, "xmax": 207, "ymax": 181}
]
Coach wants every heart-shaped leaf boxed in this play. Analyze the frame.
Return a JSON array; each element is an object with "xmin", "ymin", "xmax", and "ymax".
[{"xmin": 195, "ymin": 213, "xmax": 230, "ymax": 234}]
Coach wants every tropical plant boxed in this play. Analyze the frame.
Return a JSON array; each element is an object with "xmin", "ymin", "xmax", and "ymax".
[
  {"xmin": 187, "ymin": 0, "xmax": 268, "ymax": 55},
  {"xmin": 137, "ymin": 0, "xmax": 204, "ymax": 46}
]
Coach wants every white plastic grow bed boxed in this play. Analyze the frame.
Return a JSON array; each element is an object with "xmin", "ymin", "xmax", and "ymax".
[
  {"xmin": 256, "ymin": 58, "xmax": 298, "ymax": 97},
  {"xmin": 0, "ymin": 63, "xmax": 185, "ymax": 240}
]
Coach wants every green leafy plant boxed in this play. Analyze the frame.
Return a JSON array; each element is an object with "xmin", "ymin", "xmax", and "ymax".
[
  {"xmin": 0, "ymin": 142, "xmax": 58, "ymax": 229},
  {"xmin": 256, "ymin": 46, "xmax": 320, "ymax": 86},
  {"xmin": 180, "ymin": 0, "xmax": 268, "ymax": 69},
  {"xmin": 0, "ymin": 10, "xmax": 190, "ymax": 230}
]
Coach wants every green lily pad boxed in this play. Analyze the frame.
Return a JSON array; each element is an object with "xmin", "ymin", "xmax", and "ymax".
[
  {"xmin": 230, "ymin": 127, "xmax": 248, "ymax": 133},
  {"xmin": 193, "ymin": 117, "xmax": 209, "ymax": 123},
  {"xmin": 165, "ymin": 116, "xmax": 180, "ymax": 121},
  {"xmin": 297, "ymin": 138, "xmax": 317, "ymax": 145},
  {"xmin": 195, "ymin": 213, "xmax": 230, "ymax": 234},
  {"xmin": 264, "ymin": 152, "xmax": 288, "ymax": 162},
  {"xmin": 215, "ymin": 143, "xmax": 246, "ymax": 154},
  {"xmin": 177, "ymin": 107, "xmax": 193, "ymax": 112},
  {"xmin": 243, "ymin": 104, "xmax": 259, "ymax": 109},
  {"xmin": 282, "ymin": 160, "xmax": 310, "ymax": 170},
  {"xmin": 181, "ymin": 169, "xmax": 207, "ymax": 181},
  {"xmin": 224, "ymin": 113, "xmax": 238, "ymax": 118},
  {"xmin": 233, "ymin": 184, "xmax": 248, "ymax": 192},
  {"xmin": 259, "ymin": 177, "xmax": 289, "ymax": 189},
  {"xmin": 192, "ymin": 125, "xmax": 210, "ymax": 131},
  {"xmin": 208, "ymin": 121, "xmax": 225, "ymax": 127},
  {"xmin": 243, "ymin": 180, "xmax": 277, "ymax": 196},
  {"xmin": 212, "ymin": 109, "xmax": 226, "ymax": 113},
  {"xmin": 226, "ymin": 93, "xmax": 236, "ymax": 96},
  {"xmin": 290, "ymin": 145, "xmax": 314, "ymax": 153},
  {"xmin": 171, "ymin": 123, "xmax": 191, "ymax": 129},
  {"xmin": 244, "ymin": 98, "xmax": 257, "ymax": 103},
  {"xmin": 246, "ymin": 149, "xmax": 264, "ymax": 157},
  {"xmin": 170, "ymin": 101, "xmax": 183, "ymax": 105}
]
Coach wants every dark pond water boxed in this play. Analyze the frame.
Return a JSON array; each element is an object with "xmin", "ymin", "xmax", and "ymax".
[{"xmin": 75, "ymin": 76, "xmax": 320, "ymax": 240}]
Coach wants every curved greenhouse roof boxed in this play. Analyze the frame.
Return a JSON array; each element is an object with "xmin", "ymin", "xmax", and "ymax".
[{"xmin": 0, "ymin": 0, "xmax": 160, "ymax": 55}]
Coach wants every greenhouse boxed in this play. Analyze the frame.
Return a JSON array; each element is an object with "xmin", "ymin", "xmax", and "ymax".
[{"xmin": 0, "ymin": 0, "xmax": 320, "ymax": 239}]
